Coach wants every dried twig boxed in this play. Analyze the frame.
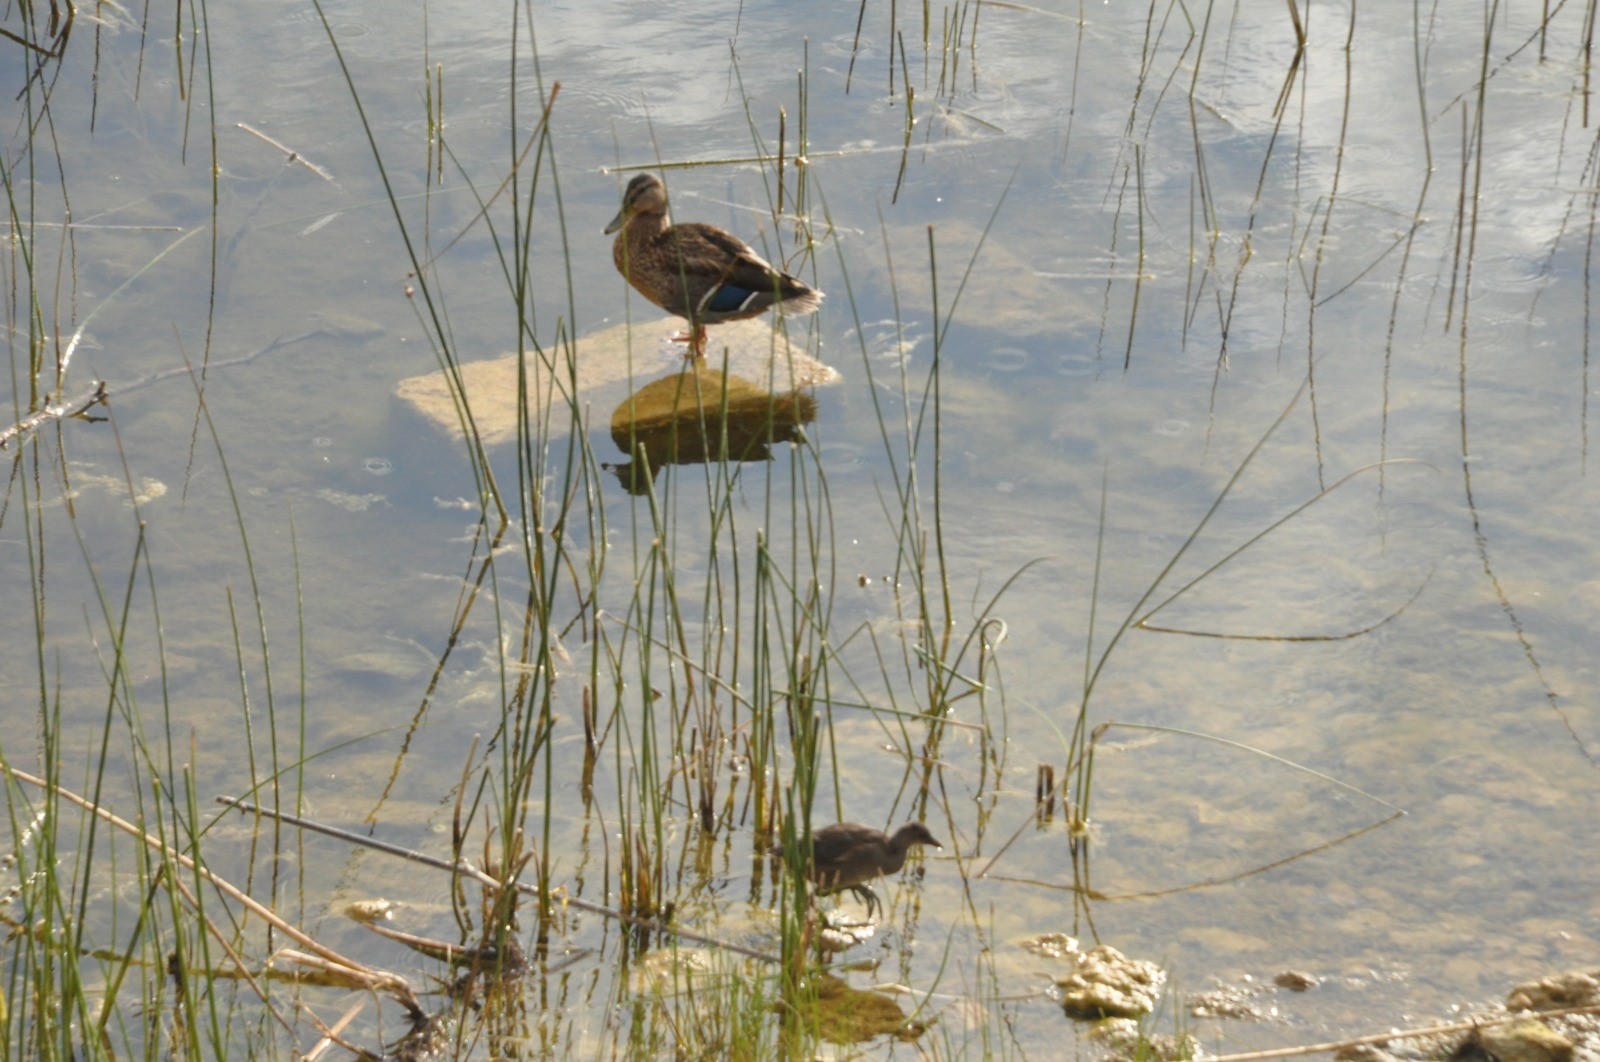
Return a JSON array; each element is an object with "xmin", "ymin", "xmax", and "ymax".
[
  {"xmin": 237, "ymin": 122, "xmax": 336, "ymax": 182},
  {"xmin": 3, "ymin": 766, "xmax": 425, "ymax": 1020},
  {"xmin": 217, "ymin": 795, "xmax": 782, "ymax": 964},
  {"xmin": 0, "ymin": 382, "xmax": 107, "ymax": 450},
  {"xmin": 1205, "ymin": 1002, "xmax": 1600, "ymax": 1062},
  {"xmin": 0, "ymin": 327, "xmax": 338, "ymax": 451}
]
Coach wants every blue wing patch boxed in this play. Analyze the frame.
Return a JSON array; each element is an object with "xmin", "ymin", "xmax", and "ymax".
[{"xmin": 704, "ymin": 285, "xmax": 760, "ymax": 313}]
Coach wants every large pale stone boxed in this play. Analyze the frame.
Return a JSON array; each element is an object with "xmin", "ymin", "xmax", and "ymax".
[{"xmin": 394, "ymin": 316, "xmax": 837, "ymax": 448}]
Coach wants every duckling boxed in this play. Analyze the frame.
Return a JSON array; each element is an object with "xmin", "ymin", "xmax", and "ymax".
[
  {"xmin": 604, "ymin": 173, "xmax": 823, "ymax": 357},
  {"xmin": 772, "ymin": 821, "xmax": 942, "ymax": 919}
]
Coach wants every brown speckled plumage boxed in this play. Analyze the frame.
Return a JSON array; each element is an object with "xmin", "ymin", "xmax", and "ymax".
[{"xmin": 604, "ymin": 173, "xmax": 823, "ymax": 357}]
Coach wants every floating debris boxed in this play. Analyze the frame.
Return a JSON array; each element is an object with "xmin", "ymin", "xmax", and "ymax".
[{"xmin": 1055, "ymin": 944, "xmax": 1165, "ymax": 1020}]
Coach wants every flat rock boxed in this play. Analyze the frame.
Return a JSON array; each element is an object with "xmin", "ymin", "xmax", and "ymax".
[{"xmin": 394, "ymin": 316, "xmax": 838, "ymax": 448}]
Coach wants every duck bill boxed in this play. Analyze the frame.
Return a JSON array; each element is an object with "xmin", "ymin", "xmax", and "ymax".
[{"xmin": 603, "ymin": 208, "xmax": 629, "ymax": 235}]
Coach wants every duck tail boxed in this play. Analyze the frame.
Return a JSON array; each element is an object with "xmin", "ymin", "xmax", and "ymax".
[{"xmin": 778, "ymin": 285, "xmax": 824, "ymax": 318}]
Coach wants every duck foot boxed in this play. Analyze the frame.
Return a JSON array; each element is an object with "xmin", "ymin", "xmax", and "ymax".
[{"xmin": 669, "ymin": 326, "xmax": 708, "ymax": 359}]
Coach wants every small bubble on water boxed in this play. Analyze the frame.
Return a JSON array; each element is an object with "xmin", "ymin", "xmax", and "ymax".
[
  {"xmin": 1056, "ymin": 351, "xmax": 1095, "ymax": 378},
  {"xmin": 989, "ymin": 346, "xmax": 1030, "ymax": 373},
  {"xmin": 821, "ymin": 443, "xmax": 863, "ymax": 470}
]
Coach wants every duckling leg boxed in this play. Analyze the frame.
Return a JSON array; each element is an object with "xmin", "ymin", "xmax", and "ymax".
[{"xmin": 847, "ymin": 884, "xmax": 882, "ymax": 920}]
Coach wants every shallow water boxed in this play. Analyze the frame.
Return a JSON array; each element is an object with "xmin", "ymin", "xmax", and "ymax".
[{"xmin": 4, "ymin": 0, "xmax": 1599, "ymax": 1055}]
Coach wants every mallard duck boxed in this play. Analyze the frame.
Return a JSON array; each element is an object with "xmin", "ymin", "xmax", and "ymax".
[
  {"xmin": 772, "ymin": 821, "xmax": 942, "ymax": 919},
  {"xmin": 604, "ymin": 173, "xmax": 823, "ymax": 357}
]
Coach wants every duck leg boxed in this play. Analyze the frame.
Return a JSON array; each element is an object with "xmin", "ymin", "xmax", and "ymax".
[{"xmin": 667, "ymin": 324, "xmax": 708, "ymax": 358}]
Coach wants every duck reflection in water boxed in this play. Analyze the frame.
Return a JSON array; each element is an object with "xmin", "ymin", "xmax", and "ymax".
[{"xmin": 606, "ymin": 363, "xmax": 818, "ymax": 493}]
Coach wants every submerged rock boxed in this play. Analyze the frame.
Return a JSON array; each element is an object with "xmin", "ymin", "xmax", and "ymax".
[
  {"xmin": 1088, "ymin": 1016, "xmax": 1201, "ymax": 1062},
  {"xmin": 1507, "ymin": 970, "xmax": 1600, "ymax": 1012},
  {"xmin": 1020, "ymin": 932, "xmax": 1081, "ymax": 960},
  {"xmin": 1479, "ymin": 1020, "xmax": 1575, "ymax": 1062},
  {"xmin": 1275, "ymin": 969, "xmax": 1321, "ymax": 992}
]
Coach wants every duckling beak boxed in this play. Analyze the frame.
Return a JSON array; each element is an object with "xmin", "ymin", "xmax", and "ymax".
[{"xmin": 603, "ymin": 206, "xmax": 629, "ymax": 235}]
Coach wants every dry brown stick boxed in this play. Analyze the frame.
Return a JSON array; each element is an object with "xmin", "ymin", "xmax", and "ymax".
[
  {"xmin": 1205, "ymin": 1001, "xmax": 1600, "ymax": 1062},
  {"xmin": 216, "ymin": 795, "xmax": 782, "ymax": 964},
  {"xmin": 0, "ymin": 381, "xmax": 107, "ymax": 450},
  {"xmin": 421, "ymin": 82, "xmax": 561, "ymax": 270},
  {"xmin": 162, "ymin": 870, "xmax": 306, "ymax": 1045},
  {"xmin": 236, "ymin": 122, "xmax": 336, "ymax": 182},
  {"xmin": 1, "ymin": 328, "xmax": 333, "ymax": 451},
  {"xmin": 2, "ymin": 766, "xmax": 425, "ymax": 1018},
  {"xmin": 302, "ymin": 999, "xmax": 375, "ymax": 1062},
  {"xmin": 112, "ymin": 328, "xmax": 333, "ymax": 397},
  {"xmin": 973, "ymin": 795, "xmax": 1050, "ymax": 880}
]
